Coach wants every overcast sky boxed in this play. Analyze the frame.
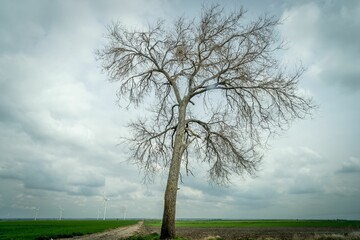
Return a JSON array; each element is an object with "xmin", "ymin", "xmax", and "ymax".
[{"xmin": 0, "ymin": 0, "xmax": 359, "ymax": 220}]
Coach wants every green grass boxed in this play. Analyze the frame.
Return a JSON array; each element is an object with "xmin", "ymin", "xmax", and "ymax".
[
  {"xmin": 124, "ymin": 232, "xmax": 189, "ymax": 240},
  {"xmin": 145, "ymin": 220, "xmax": 360, "ymax": 228},
  {"xmin": 0, "ymin": 219, "xmax": 137, "ymax": 240}
]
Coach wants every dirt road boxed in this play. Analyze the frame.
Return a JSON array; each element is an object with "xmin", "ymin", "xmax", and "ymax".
[{"xmin": 59, "ymin": 221, "xmax": 145, "ymax": 240}]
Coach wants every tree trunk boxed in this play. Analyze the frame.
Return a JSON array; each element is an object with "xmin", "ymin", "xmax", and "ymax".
[{"xmin": 160, "ymin": 103, "xmax": 187, "ymax": 239}]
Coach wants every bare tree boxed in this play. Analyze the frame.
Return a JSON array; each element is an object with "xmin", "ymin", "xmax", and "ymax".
[{"xmin": 97, "ymin": 5, "xmax": 315, "ymax": 239}]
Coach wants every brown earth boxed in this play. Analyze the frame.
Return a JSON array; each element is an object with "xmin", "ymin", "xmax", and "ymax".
[{"xmin": 146, "ymin": 226, "xmax": 360, "ymax": 240}]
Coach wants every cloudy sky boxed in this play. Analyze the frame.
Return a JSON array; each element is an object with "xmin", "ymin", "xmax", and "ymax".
[{"xmin": 1, "ymin": 0, "xmax": 359, "ymax": 220}]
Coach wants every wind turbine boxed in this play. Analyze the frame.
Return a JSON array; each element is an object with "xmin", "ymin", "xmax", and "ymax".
[
  {"xmin": 59, "ymin": 206, "xmax": 64, "ymax": 220},
  {"xmin": 122, "ymin": 206, "xmax": 127, "ymax": 220},
  {"xmin": 97, "ymin": 208, "xmax": 100, "ymax": 220},
  {"xmin": 102, "ymin": 192, "xmax": 109, "ymax": 220},
  {"xmin": 33, "ymin": 207, "xmax": 40, "ymax": 221}
]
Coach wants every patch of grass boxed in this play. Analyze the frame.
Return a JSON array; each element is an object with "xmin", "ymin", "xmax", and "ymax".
[
  {"xmin": 314, "ymin": 233, "xmax": 360, "ymax": 240},
  {"xmin": 144, "ymin": 220, "xmax": 161, "ymax": 227},
  {"xmin": 203, "ymin": 235, "xmax": 224, "ymax": 240},
  {"xmin": 0, "ymin": 219, "xmax": 137, "ymax": 240},
  {"xmin": 125, "ymin": 232, "xmax": 160, "ymax": 240},
  {"xmin": 293, "ymin": 233, "xmax": 360, "ymax": 240},
  {"xmin": 124, "ymin": 233, "xmax": 189, "ymax": 240}
]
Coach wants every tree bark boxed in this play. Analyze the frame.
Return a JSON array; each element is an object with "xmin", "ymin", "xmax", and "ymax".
[{"xmin": 160, "ymin": 103, "xmax": 187, "ymax": 239}]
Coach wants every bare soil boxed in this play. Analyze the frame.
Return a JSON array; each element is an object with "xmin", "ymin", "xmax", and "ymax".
[{"xmin": 146, "ymin": 226, "xmax": 360, "ymax": 240}]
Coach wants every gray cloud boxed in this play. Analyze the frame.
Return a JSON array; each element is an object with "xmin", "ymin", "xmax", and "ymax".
[
  {"xmin": 0, "ymin": 0, "xmax": 359, "ymax": 220},
  {"xmin": 0, "ymin": 0, "xmax": 138, "ymax": 210},
  {"xmin": 337, "ymin": 157, "xmax": 360, "ymax": 174},
  {"xmin": 281, "ymin": 1, "xmax": 360, "ymax": 91},
  {"xmin": 0, "ymin": 0, "xmax": 55, "ymax": 54}
]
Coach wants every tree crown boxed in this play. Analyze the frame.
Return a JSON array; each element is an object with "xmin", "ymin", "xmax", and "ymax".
[{"xmin": 97, "ymin": 5, "xmax": 315, "ymax": 184}]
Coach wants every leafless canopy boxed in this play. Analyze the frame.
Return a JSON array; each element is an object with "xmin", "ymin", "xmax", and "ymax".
[{"xmin": 97, "ymin": 5, "xmax": 315, "ymax": 184}]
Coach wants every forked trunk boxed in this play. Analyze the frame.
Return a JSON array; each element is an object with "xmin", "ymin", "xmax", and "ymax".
[{"xmin": 160, "ymin": 103, "xmax": 187, "ymax": 239}]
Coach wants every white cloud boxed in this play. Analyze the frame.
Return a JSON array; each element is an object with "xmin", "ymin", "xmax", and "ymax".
[
  {"xmin": 281, "ymin": 2, "xmax": 320, "ymax": 63},
  {"xmin": 179, "ymin": 186, "xmax": 204, "ymax": 200}
]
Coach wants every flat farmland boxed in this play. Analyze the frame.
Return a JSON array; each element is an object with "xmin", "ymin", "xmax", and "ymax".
[
  {"xmin": 145, "ymin": 220, "xmax": 360, "ymax": 240},
  {"xmin": 1, "ymin": 219, "xmax": 359, "ymax": 240},
  {"xmin": 0, "ymin": 219, "xmax": 137, "ymax": 240}
]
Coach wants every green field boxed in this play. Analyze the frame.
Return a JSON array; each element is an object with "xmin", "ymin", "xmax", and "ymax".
[
  {"xmin": 0, "ymin": 219, "xmax": 137, "ymax": 240},
  {"xmin": 145, "ymin": 219, "xmax": 360, "ymax": 228}
]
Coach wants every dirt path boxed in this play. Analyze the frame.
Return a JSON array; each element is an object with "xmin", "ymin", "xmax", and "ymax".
[{"xmin": 59, "ymin": 221, "xmax": 145, "ymax": 240}]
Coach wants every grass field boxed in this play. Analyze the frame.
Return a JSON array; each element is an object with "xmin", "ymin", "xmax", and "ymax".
[
  {"xmin": 0, "ymin": 219, "xmax": 137, "ymax": 240},
  {"xmin": 145, "ymin": 219, "xmax": 360, "ymax": 228}
]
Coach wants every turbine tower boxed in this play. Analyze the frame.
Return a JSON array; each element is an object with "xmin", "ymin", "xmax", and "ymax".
[
  {"xmin": 102, "ymin": 192, "xmax": 109, "ymax": 220},
  {"xmin": 122, "ymin": 206, "xmax": 127, "ymax": 220},
  {"xmin": 33, "ymin": 207, "xmax": 40, "ymax": 221},
  {"xmin": 59, "ymin": 206, "xmax": 64, "ymax": 220},
  {"xmin": 97, "ymin": 208, "xmax": 100, "ymax": 220}
]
